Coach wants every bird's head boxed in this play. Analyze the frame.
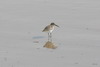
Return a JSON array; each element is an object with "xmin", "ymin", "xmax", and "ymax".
[{"xmin": 50, "ymin": 23, "xmax": 59, "ymax": 27}]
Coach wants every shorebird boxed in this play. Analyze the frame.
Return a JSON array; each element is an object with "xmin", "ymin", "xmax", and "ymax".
[{"xmin": 42, "ymin": 23, "xmax": 59, "ymax": 41}]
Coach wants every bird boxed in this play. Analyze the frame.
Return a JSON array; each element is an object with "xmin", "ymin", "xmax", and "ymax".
[{"xmin": 42, "ymin": 22, "xmax": 59, "ymax": 41}]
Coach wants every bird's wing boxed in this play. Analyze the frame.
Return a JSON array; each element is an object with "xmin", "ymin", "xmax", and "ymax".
[{"xmin": 42, "ymin": 25, "xmax": 50, "ymax": 32}]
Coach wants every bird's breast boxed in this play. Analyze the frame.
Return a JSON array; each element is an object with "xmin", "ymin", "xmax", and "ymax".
[{"xmin": 49, "ymin": 26, "xmax": 54, "ymax": 33}]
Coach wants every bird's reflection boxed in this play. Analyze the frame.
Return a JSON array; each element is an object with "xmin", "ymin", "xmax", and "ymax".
[{"xmin": 43, "ymin": 41, "xmax": 57, "ymax": 49}]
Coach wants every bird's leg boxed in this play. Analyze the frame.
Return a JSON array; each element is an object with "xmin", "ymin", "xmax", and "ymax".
[
  {"xmin": 50, "ymin": 33, "xmax": 52, "ymax": 42},
  {"xmin": 48, "ymin": 33, "xmax": 50, "ymax": 41},
  {"xmin": 48, "ymin": 32, "xmax": 51, "ymax": 41}
]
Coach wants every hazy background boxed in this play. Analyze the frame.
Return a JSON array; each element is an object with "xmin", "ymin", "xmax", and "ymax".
[{"xmin": 0, "ymin": 0, "xmax": 100, "ymax": 67}]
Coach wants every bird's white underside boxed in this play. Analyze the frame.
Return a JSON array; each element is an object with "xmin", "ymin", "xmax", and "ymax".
[{"xmin": 49, "ymin": 26, "xmax": 54, "ymax": 33}]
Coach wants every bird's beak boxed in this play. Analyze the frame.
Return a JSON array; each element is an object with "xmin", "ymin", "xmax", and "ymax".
[{"xmin": 55, "ymin": 24, "xmax": 59, "ymax": 27}]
